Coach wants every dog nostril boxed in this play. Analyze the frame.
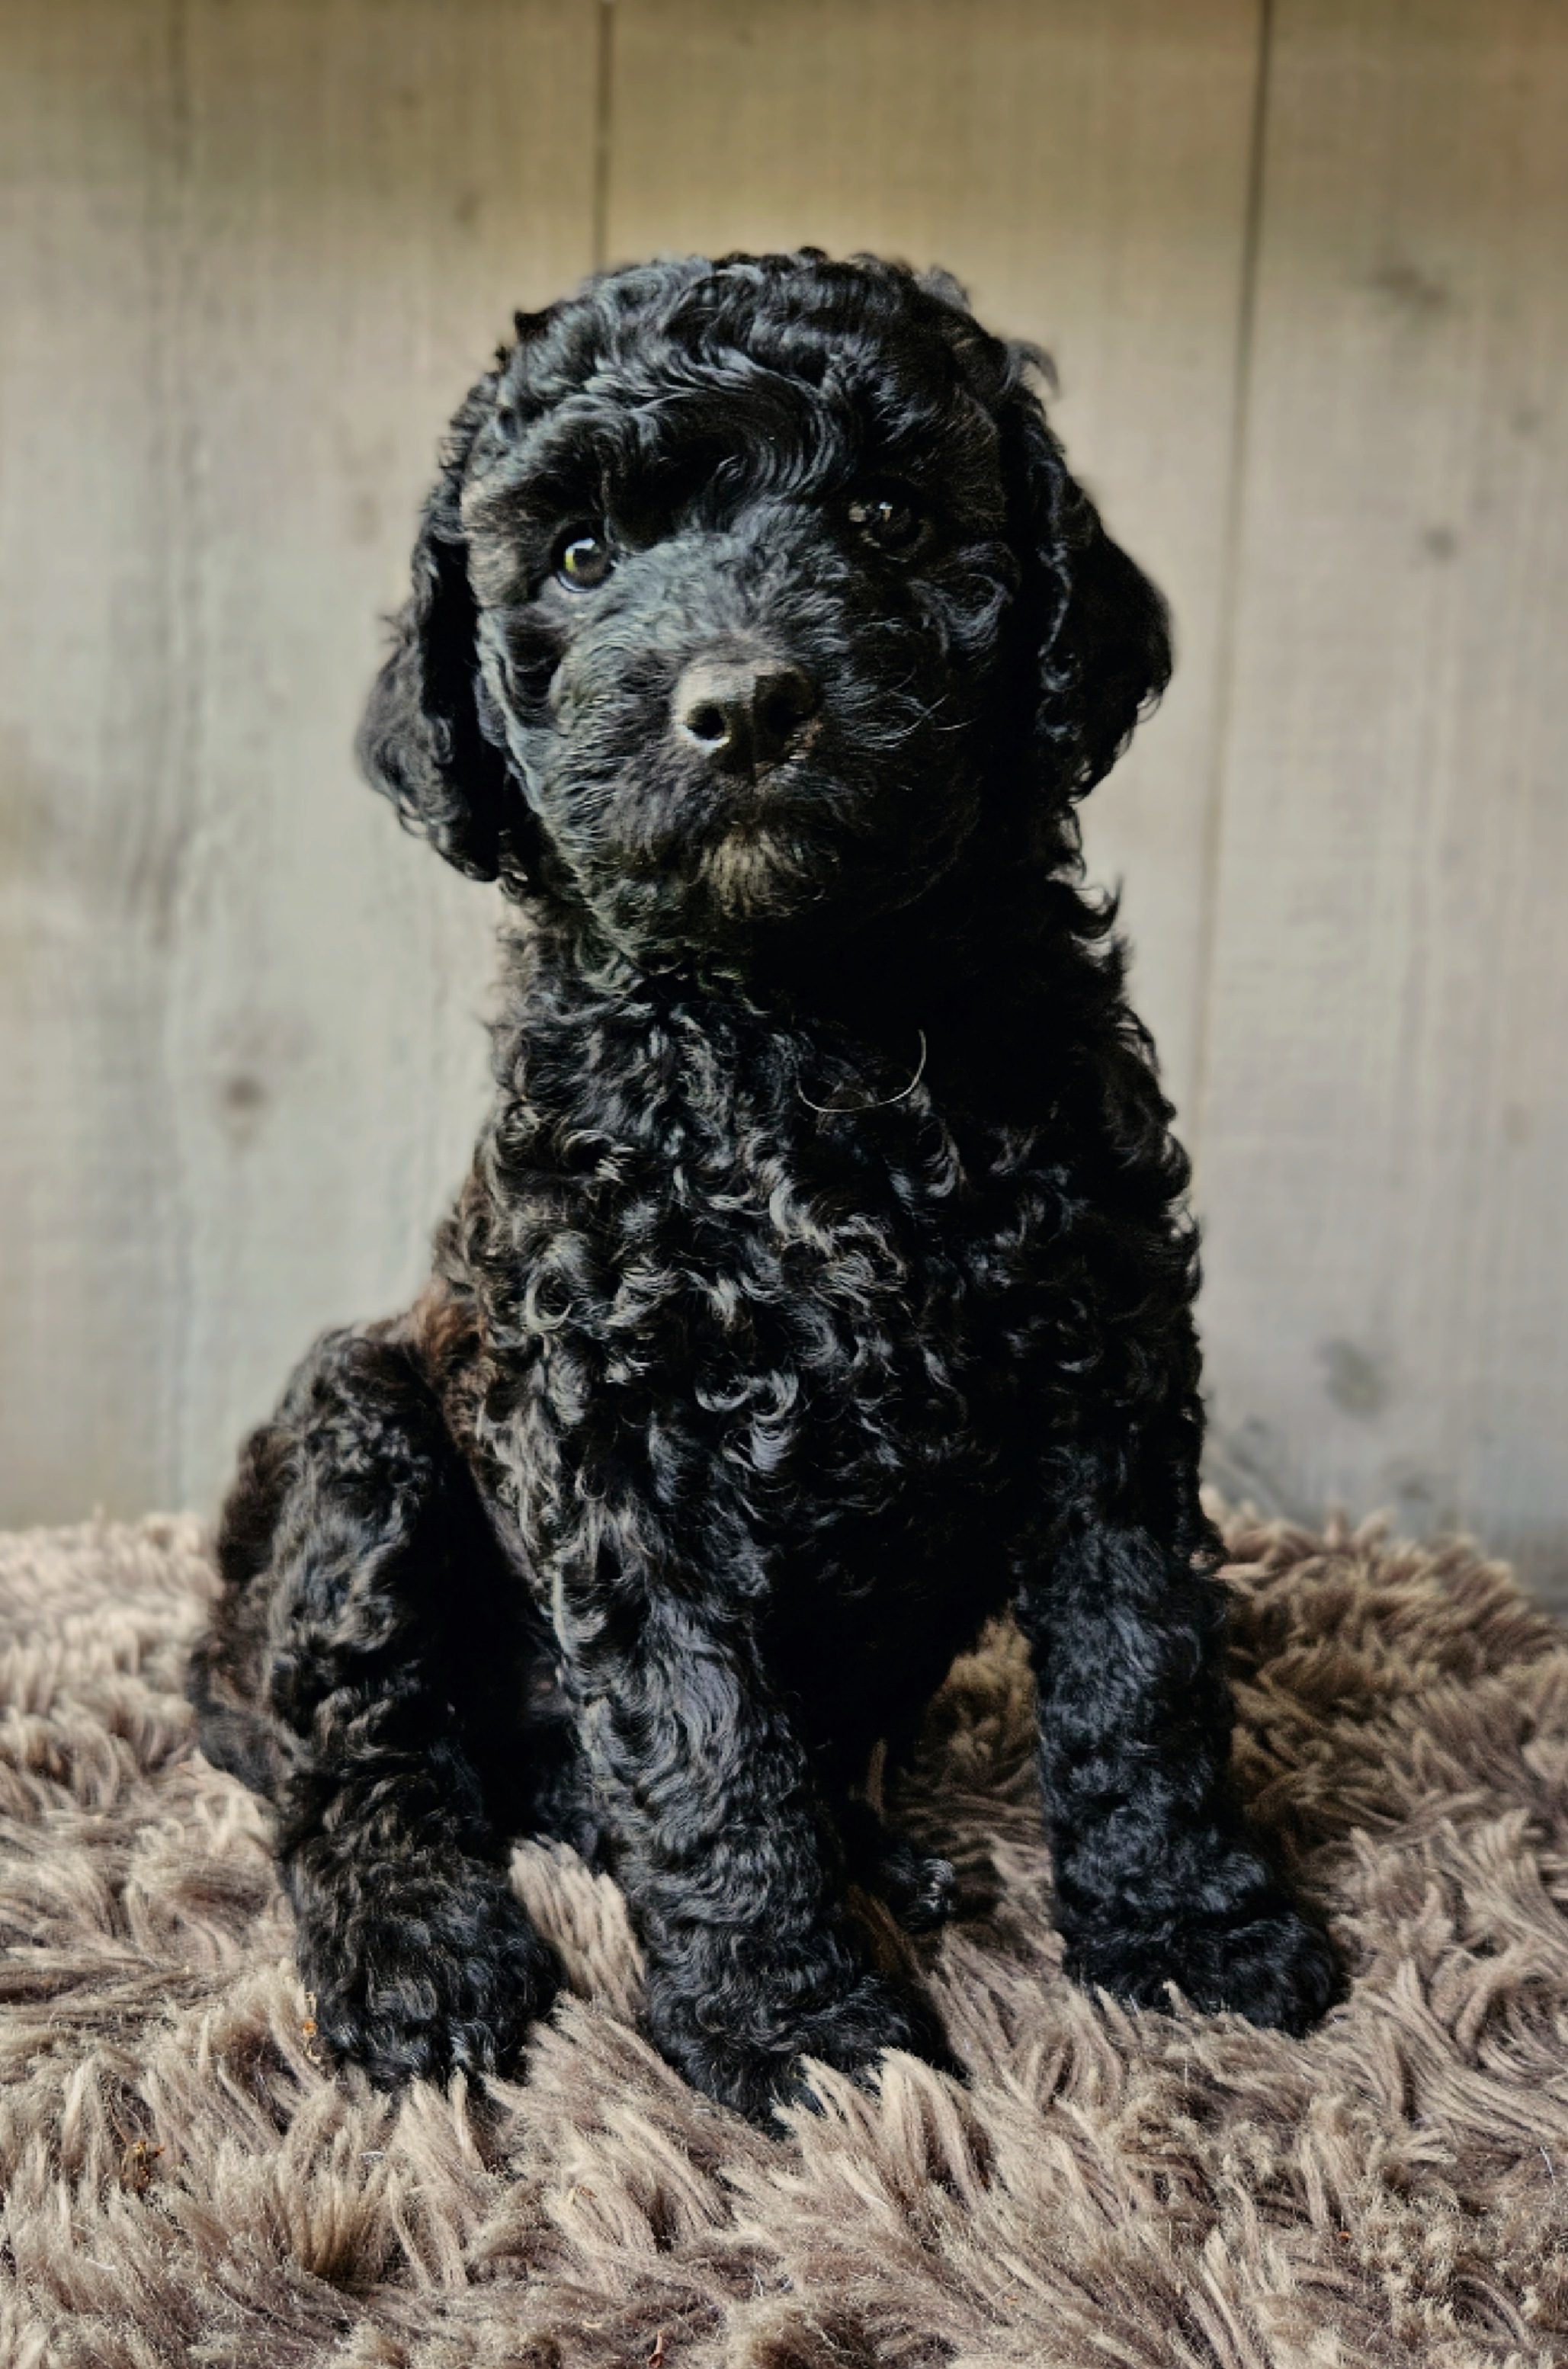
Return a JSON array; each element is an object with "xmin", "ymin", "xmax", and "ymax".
[
  {"xmin": 754, "ymin": 668, "xmax": 819, "ymax": 755},
  {"xmin": 685, "ymin": 700, "xmax": 731, "ymax": 749}
]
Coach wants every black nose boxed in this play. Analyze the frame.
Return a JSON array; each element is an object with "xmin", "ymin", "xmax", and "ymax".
[{"xmin": 673, "ymin": 656, "xmax": 820, "ymax": 776}]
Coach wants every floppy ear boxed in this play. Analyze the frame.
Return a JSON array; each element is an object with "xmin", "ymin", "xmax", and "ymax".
[
  {"xmin": 1000, "ymin": 374, "xmax": 1172, "ymax": 805},
  {"xmin": 357, "ymin": 378, "xmax": 514, "ymax": 882}
]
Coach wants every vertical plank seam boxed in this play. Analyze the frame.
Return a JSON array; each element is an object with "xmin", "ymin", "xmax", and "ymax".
[
  {"xmin": 1185, "ymin": 0, "xmax": 1276, "ymax": 1184},
  {"xmin": 159, "ymin": 0, "xmax": 204, "ymax": 1510},
  {"xmin": 591, "ymin": 0, "xmax": 617, "ymax": 272}
]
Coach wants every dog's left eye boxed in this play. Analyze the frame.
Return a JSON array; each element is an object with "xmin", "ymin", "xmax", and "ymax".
[
  {"xmin": 555, "ymin": 527, "xmax": 614, "ymax": 590},
  {"xmin": 848, "ymin": 489, "xmax": 923, "ymax": 556}
]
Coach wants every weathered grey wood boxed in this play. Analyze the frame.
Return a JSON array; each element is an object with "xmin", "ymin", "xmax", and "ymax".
[
  {"xmin": 604, "ymin": 0, "xmax": 1264, "ymax": 1121},
  {"xmin": 1194, "ymin": 0, "xmax": 1568, "ymax": 1596},
  {"xmin": 1, "ymin": 2, "xmax": 191, "ymax": 1524},
  {"xmin": 5, "ymin": 0, "xmax": 1567, "ymax": 1608},
  {"xmin": 0, "ymin": 0, "xmax": 600, "ymax": 1524}
]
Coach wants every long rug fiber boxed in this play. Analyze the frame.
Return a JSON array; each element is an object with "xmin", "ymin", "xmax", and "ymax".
[{"xmin": 2, "ymin": 1507, "xmax": 1566, "ymax": 2367}]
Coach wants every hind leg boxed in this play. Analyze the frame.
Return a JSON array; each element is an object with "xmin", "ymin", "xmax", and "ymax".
[{"xmin": 188, "ymin": 1324, "xmax": 562, "ymax": 2086}]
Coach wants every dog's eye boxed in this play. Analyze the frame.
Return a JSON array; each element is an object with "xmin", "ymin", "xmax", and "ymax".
[
  {"xmin": 555, "ymin": 527, "xmax": 614, "ymax": 590},
  {"xmin": 848, "ymin": 489, "xmax": 923, "ymax": 556}
]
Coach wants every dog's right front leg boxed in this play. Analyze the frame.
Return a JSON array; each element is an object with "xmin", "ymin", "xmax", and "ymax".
[
  {"xmin": 194, "ymin": 1327, "xmax": 560, "ymax": 2088},
  {"xmin": 560, "ymin": 1588, "xmax": 927, "ymax": 2125}
]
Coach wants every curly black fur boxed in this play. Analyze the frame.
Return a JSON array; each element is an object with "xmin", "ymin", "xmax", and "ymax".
[{"xmin": 188, "ymin": 251, "xmax": 1334, "ymax": 2124}]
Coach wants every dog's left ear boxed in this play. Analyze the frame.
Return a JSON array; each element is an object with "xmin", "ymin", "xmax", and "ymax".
[
  {"xmin": 1000, "ymin": 377, "xmax": 1172, "ymax": 804},
  {"xmin": 357, "ymin": 379, "xmax": 513, "ymax": 883}
]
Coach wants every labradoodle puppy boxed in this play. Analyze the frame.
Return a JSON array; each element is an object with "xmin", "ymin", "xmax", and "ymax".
[{"xmin": 188, "ymin": 250, "xmax": 1335, "ymax": 2124}]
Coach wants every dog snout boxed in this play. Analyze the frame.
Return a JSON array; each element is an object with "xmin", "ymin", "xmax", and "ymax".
[{"xmin": 673, "ymin": 656, "xmax": 820, "ymax": 777}]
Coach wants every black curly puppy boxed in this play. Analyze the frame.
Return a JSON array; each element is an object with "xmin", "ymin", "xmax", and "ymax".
[{"xmin": 188, "ymin": 250, "xmax": 1334, "ymax": 2124}]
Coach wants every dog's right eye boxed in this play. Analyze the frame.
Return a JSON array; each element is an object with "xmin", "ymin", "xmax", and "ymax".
[
  {"xmin": 848, "ymin": 488, "xmax": 924, "ymax": 557},
  {"xmin": 555, "ymin": 527, "xmax": 614, "ymax": 590}
]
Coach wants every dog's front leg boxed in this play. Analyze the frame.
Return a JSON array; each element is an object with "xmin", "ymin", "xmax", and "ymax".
[
  {"xmin": 1016, "ymin": 1496, "xmax": 1336, "ymax": 2034},
  {"xmin": 195, "ymin": 1329, "xmax": 560, "ymax": 2087},
  {"xmin": 560, "ymin": 1591, "xmax": 930, "ymax": 2124}
]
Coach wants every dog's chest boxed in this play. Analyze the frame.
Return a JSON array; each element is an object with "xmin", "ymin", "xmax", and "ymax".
[{"xmin": 477, "ymin": 1024, "xmax": 1090, "ymax": 1523}]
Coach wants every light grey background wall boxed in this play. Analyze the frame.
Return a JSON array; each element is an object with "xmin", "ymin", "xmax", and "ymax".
[{"xmin": 2, "ymin": 0, "xmax": 1566, "ymax": 1598}]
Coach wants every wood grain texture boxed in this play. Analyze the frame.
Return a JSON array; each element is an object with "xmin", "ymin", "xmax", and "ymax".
[
  {"xmin": 1194, "ymin": 0, "xmax": 1568, "ymax": 1593},
  {"xmin": 604, "ymin": 0, "xmax": 1263, "ymax": 1121},
  {"xmin": 4, "ymin": 0, "xmax": 1566, "ymax": 1604},
  {"xmin": 1, "ymin": 1, "xmax": 192, "ymax": 1523},
  {"xmin": 0, "ymin": 0, "xmax": 600, "ymax": 1523}
]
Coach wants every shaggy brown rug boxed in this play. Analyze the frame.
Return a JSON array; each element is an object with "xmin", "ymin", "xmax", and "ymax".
[{"xmin": 2, "ymin": 1509, "xmax": 1566, "ymax": 2367}]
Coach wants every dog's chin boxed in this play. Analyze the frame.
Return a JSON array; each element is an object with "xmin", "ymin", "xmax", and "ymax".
[
  {"xmin": 533, "ymin": 741, "xmax": 986, "ymax": 966},
  {"xmin": 582, "ymin": 824, "xmax": 842, "ymax": 966},
  {"xmin": 587, "ymin": 815, "xmax": 973, "ymax": 971},
  {"xmin": 695, "ymin": 813, "xmax": 825, "ymax": 916}
]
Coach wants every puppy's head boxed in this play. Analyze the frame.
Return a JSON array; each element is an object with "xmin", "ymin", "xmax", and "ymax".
[{"xmin": 360, "ymin": 251, "xmax": 1169, "ymax": 962}]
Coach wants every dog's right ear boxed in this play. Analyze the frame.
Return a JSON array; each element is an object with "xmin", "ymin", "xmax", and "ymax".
[{"xmin": 357, "ymin": 380, "xmax": 511, "ymax": 882}]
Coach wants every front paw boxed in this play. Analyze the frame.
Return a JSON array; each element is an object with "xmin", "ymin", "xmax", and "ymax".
[
  {"xmin": 1064, "ymin": 1887, "xmax": 1336, "ymax": 2037},
  {"xmin": 647, "ymin": 1963, "xmax": 945, "ymax": 2127},
  {"xmin": 297, "ymin": 1875, "xmax": 560, "ymax": 2088}
]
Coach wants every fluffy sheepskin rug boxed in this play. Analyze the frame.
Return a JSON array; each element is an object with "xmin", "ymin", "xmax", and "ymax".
[{"xmin": 2, "ymin": 1507, "xmax": 1566, "ymax": 2368}]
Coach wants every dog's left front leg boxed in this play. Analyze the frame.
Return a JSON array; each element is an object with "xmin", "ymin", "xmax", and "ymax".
[
  {"xmin": 560, "ymin": 1588, "xmax": 932, "ymax": 2125},
  {"xmin": 1016, "ymin": 1483, "xmax": 1336, "ymax": 2035}
]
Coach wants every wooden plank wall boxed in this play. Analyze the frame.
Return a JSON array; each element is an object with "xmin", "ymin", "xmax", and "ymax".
[
  {"xmin": 1195, "ymin": 0, "xmax": 1568, "ymax": 1587},
  {"xmin": 2, "ymin": 0, "xmax": 1565, "ymax": 1598}
]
